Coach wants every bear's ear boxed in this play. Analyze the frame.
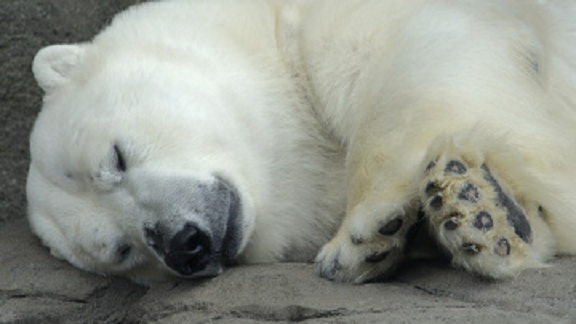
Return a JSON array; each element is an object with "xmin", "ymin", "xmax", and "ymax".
[{"xmin": 32, "ymin": 44, "xmax": 87, "ymax": 92}]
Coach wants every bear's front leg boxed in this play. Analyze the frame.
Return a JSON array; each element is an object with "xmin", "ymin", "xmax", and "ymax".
[
  {"xmin": 316, "ymin": 137, "xmax": 424, "ymax": 283},
  {"xmin": 316, "ymin": 197, "xmax": 422, "ymax": 283}
]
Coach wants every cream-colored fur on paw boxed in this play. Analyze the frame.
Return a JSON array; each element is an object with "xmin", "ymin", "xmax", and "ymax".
[
  {"xmin": 419, "ymin": 136, "xmax": 555, "ymax": 279},
  {"xmin": 316, "ymin": 200, "xmax": 420, "ymax": 283}
]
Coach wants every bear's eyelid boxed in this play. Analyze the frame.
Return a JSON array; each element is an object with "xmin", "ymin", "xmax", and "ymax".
[{"xmin": 113, "ymin": 144, "xmax": 127, "ymax": 172}]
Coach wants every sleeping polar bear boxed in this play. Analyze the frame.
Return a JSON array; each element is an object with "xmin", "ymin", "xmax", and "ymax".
[{"xmin": 28, "ymin": 0, "xmax": 576, "ymax": 283}]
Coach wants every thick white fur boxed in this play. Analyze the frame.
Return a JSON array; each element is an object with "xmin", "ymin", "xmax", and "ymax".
[
  {"xmin": 297, "ymin": 0, "xmax": 576, "ymax": 281},
  {"xmin": 28, "ymin": 0, "xmax": 576, "ymax": 283}
]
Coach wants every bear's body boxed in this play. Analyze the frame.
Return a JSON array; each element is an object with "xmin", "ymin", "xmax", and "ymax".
[{"xmin": 28, "ymin": 0, "xmax": 576, "ymax": 283}]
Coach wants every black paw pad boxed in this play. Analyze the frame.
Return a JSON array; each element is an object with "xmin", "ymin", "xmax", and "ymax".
[
  {"xmin": 495, "ymin": 238, "xmax": 511, "ymax": 257},
  {"xmin": 458, "ymin": 183, "xmax": 479, "ymax": 203},
  {"xmin": 473, "ymin": 211, "xmax": 493, "ymax": 231},
  {"xmin": 482, "ymin": 164, "xmax": 533, "ymax": 243},
  {"xmin": 379, "ymin": 218, "xmax": 403, "ymax": 236},
  {"xmin": 365, "ymin": 251, "xmax": 390, "ymax": 263},
  {"xmin": 429, "ymin": 194, "xmax": 443, "ymax": 209},
  {"xmin": 444, "ymin": 216, "xmax": 459, "ymax": 230},
  {"xmin": 462, "ymin": 243, "xmax": 482, "ymax": 255},
  {"xmin": 507, "ymin": 210, "xmax": 533, "ymax": 244},
  {"xmin": 445, "ymin": 160, "xmax": 467, "ymax": 174}
]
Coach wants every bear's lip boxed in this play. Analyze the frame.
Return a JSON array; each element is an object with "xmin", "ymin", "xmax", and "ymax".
[
  {"xmin": 144, "ymin": 225, "xmax": 164, "ymax": 256},
  {"xmin": 219, "ymin": 177, "xmax": 244, "ymax": 261},
  {"xmin": 164, "ymin": 249, "xmax": 213, "ymax": 276}
]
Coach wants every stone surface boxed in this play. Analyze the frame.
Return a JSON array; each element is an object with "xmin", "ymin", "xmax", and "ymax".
[{"xmin": 1, "ymin": 0, "xmax": 575, "ymax": 322}]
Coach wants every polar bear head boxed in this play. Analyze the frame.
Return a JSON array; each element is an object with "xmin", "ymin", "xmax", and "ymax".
[{"xmin": 27, "ymin": 43, "xmax": 261, "ymax": 282}]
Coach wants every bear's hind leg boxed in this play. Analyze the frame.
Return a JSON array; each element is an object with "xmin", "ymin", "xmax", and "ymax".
[{"xmin": 419, "ymin": 136, "xmax": 555, "ymax": 278}]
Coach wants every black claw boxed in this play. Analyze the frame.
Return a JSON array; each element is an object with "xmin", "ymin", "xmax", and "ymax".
[
  {"xmin": 538, "ymin": 205, "xmax": 546, "ymax": 218},
  {"xmin": 351, "ymin": 235, "xmax": 363, "ymax": 245},
  {"xmin": 430, "ymin": 194, "xmax": 443, "ymax": 209},
  {"xmin": 445, "ymin": 160, "xmax": 467, "ymax": 174},
  {"xmin": 482, "ymin": 164, "xmax": 533, "ymax": 243},
  {"xmin": 462, "ymin": 243, "xmax": 482, "ymax": 255},
  {"xmin": 495, "ymin": 238, "xmax": 511, "ymax": 257},
  {"xmin": 379, "ymin": 218, "xmax": 404, "ymax": 236},
  {"xmin": 458, "ymin": 183, "xmax": 480, "ymax": 203},
  {"xmin": 473, "ymin": 211, "xmax": 494, "ymax": 231},
  {"xmin": 444, "ymin": 217, "xmax": 459, "ymax": 230},
  {"xmin": 365, "ymin": 251, "xmax": 390, "ymax": 263},
  {"xmin": 425, "ymin": 181, "xmax": 441, "ymax": 196},
  {"xmin": 425, "ymin": 159, "xmax": 438, "ymax": 173}
]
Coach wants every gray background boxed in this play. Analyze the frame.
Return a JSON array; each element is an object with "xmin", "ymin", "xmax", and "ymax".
[{"xmin": 1, "ymin": 1, "xmax": 575, "ymax": 322}]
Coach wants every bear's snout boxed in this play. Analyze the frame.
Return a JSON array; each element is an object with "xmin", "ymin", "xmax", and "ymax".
[{"xmin": 140, "ymin": 175, "xmax": 245, "ymax": 278}]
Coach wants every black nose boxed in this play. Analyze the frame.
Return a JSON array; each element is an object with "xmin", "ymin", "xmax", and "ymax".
[{"xmin": 165, "ymin": 223, "xmax": 211, "ymax": 276}]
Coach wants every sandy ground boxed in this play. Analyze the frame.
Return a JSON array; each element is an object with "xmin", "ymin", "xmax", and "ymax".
[{"xmin": 1, "ymin": 0, "xmax": 575, "ymax": 322}]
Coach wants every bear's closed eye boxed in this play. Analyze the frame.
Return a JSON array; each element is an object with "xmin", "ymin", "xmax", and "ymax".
[{"xmin": 113, "ymin": 144, "xmax": 127, "ymax": 173}]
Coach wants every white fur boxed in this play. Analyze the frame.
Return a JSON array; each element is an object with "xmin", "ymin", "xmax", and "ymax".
[{"xmin": 28, "ymin": 0, "xmax": 576, "ymax": 283}]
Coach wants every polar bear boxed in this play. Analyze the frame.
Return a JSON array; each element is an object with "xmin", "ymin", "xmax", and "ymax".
[{"xmin": 28, "ymin": 0, "xmax": 576, "ymax": 284}]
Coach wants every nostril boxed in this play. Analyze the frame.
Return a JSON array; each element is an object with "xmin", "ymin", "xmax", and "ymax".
[
  {"xmin": 189, "ymin": 244, "xmax": 204, "ymax": 255},
  {"xmin": 165, "ymin": 223, "xmax": 212, "ymax": 276},
  {"xmin": 170, "ymin": 223, "xmax": 208, "ymax": 255}
]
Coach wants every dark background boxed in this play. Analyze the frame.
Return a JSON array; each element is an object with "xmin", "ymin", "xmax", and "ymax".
[{"xmin": 0, "ymin": 0, "xmax": 144, "ymax": 222}]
